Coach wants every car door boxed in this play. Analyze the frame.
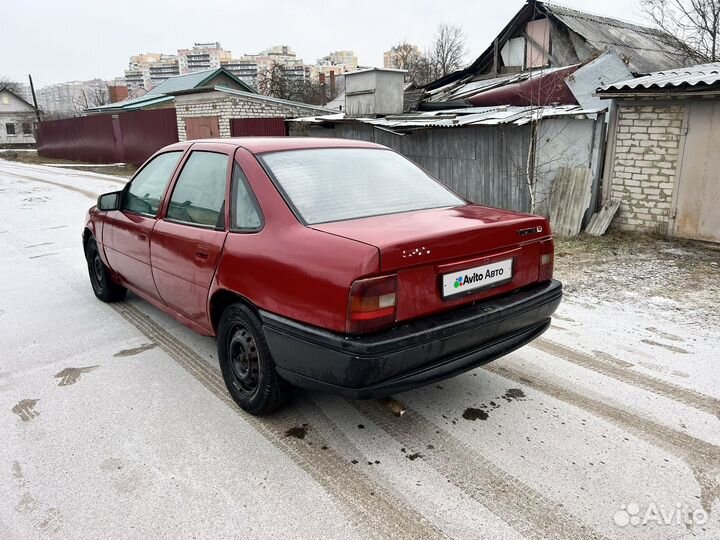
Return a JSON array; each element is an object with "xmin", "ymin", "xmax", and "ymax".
[
  {"xmin": 103, "ymin": 150, "xmax": 184, "ymax": 301},
  {"xmin": 150, "ymin": 144, "xmax": 233, "ymax": 327}
]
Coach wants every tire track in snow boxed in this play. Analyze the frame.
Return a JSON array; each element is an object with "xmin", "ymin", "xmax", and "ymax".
[
  {"xmin": 351, "ymin": 400, "xmax": 607, "ymax": 540},
  {"xmin": 485, "ymin": 362, "xmax": 720, "ymax": 514},
  {"xmin": 532, "ymin": 338, "xmax": 720, "ymax": 419},
  {"xmin": 110, "ymin": 301, "xmax": 448, "ymax": 540}
]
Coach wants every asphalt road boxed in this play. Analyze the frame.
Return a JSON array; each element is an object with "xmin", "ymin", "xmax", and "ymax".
[{"xmin": 1, "ymin": 159, "xmax": 718, "ymax": 539}]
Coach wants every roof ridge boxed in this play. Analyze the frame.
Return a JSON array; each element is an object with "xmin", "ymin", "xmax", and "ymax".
[{"xmin": 542, "ymin": 1, "xmax": 666, "ymax": 35}]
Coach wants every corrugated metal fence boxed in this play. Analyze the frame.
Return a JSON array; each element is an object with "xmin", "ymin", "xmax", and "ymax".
[
  {"xmin": 231, "ymin": 118, "xmax": 288, "ymax": 136},
  {"xmin": 290, "ymin": 118, "xmax": 604, "ymax": 215},
  {"xmin": 117, "ymin": 109, "xmax": 179, "ymax": 165},
  {"xmin": 36, "ymin": 109, "xmax": 178, "ymax": 165},
  {"xmin": 36, "ymin": 115, "xmax": 119, "ymax": 163}
]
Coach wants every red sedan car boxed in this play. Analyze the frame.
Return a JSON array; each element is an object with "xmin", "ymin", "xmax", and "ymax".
[{"xmin": 84, "ymin": 138, "xmax": 561, "ymax": 414}]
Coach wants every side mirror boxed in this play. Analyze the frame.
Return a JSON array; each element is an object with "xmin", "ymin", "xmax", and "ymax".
[{"xmin": 97, "ymin": 191, "xmax": 121, "ymax": 211}]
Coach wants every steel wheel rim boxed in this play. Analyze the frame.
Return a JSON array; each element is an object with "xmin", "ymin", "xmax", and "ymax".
[
  {"xmin": 88, "ymin": 246, "xmax": 104, "ymax": 290},
  {"xmin": 228, "ymin": 324, "xmax": 260, "ymax": 396}
]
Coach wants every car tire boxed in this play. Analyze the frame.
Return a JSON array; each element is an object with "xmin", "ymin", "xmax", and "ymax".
[
  {"xmin": 218, "ymin": 303, "xmax": 287, "ymax": 415},
  {"xmin": 85, "ymin": 237, "xmax": 127, "ymax": 302}
]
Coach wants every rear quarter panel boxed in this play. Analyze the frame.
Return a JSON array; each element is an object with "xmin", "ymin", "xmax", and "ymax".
[
  {"xmin": 215, "ymin": 227, "xmax": 380, "ymax": 332},
  {"xmin": 211, "ymin": 147, "xmax": 380, "ymax": 333}
]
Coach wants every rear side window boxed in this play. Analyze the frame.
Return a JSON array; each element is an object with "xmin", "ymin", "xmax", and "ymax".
[
  {"xmin": 167, "ymin": 151, "xmax": 229, "ymax": 228},
  {"xmin": 231, "ymin": 163, "xmax": 262, "ymax": 231},
  {"xmin": 125, "ymin": 151, "xmax": 182, "ymax": 216},
  {"xmin": 260, "ymin": 148, "xmax": 464, "ymax": 224}
]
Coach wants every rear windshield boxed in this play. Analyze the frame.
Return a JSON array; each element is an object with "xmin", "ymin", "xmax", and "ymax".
[{"xmin": 260, "ymin": 148, "xmax": 464, "ymax": 224}]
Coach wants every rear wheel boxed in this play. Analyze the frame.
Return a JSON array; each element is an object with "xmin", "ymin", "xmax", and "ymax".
[
  {"xmin": 218, "ymin": 303, "xmax": 287, "ymax": 415},
  {"xmin": 85, "ymin": 237, "xmax": 126, "ymax": 302}
]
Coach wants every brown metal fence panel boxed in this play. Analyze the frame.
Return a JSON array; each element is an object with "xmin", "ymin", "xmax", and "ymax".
[
  {"xmin": 231, "ymin": 118, "xmax": 287, "ymax": 137},
  {"xmin": 36, "ymin": 115, "xmax": 120, "ymax": 163},
  {"xmin": 117, "ymin": 109, "xmax": 179, "ymax": 165},
  {"xmin": 35, "ymin": 108, "xmax": 179, "ymax": 166}
]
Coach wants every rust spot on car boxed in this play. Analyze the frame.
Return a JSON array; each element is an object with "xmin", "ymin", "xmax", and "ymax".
[
  {"xmin": 113, "ymin": 343, "xmax": 156, "ymax": 357},
  {"xmin": 12, "ymin": 399, "xmax": 39, "ymax": 421},
  {"xmin": 54, "ymin": 366, "xmax": 99, "ymax": 386}
]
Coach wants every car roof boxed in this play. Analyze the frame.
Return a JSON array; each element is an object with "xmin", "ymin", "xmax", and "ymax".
[{"xmin": 164, "ymin": 137, "xmax": 386, "ymax": 154}]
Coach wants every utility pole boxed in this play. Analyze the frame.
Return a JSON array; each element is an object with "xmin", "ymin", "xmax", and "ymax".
[{"xmin": 28, "ymin": 74, "xmax": 41, "ymax": 123}]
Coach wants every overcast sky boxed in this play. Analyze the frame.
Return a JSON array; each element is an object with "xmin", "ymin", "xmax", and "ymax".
[{"xmin": 4, "ymin": 0, "xmax": 649, "ymax": 87}]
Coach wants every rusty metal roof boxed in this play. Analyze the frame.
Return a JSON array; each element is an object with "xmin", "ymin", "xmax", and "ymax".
[
  {"xmin": 424, "ymin": 1, "xmax": 689, "ymax": 94},
  {"xmin": 598, "ymin": 62, "xmax": 720, "ymax": 94},
  {"xmin": 543, "ymin": 3, "xmax": 685, "ymax": 74}
]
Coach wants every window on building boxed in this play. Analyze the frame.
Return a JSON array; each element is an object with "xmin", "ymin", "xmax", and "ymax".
[
  {"xmin": 1, "ymin": 95, "xmax": 9, "ymax": 105},
  {"xmin": 22, "ymin": 123, "xmax": 32, "ymax": 135},
  {"xmin": 6, "ymin": 123, "xmax": 15, "ymax": 135},
  {"xmin": 167, "ymin": 151, "xmax": 228, "ymax": 228}
]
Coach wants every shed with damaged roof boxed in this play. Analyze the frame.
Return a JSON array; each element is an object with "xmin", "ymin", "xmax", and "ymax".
[{"xmin": 418, "ymin": 1, "xmax": 690, "ymax": 111}]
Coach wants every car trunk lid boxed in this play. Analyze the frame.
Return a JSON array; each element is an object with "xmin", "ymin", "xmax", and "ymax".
[{"xmin": 312, "ymin": 205, "xmax": 551, "ymax": 323}]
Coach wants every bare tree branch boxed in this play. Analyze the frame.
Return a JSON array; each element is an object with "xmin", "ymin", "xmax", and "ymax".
[
  {"xmin": 429, "ymin": 23, "xmax": 468, "ymax": 79},
  {"xmin": 256, "ymin": 61, "xmax": 337, "ymax": 105},
  {"xmin": 640, "ymin": 0, "xmax": 720, "ymax": 62},
  {"xmin": 0, "ymin": 76, "xmax": 24, "ymax": 95}
]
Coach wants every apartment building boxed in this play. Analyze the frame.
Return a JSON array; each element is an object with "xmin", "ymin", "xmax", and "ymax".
[
  {"xmin": 36, "ymin": 79, "xmax": 113, "ymax": 117},
  {"xmin": 177, "ymin": 42, "xmax": 231, "ymax": 74},
  {"xmin": 317, "ymin": 50, "xmax": 358, "ymax": 72},
  {"xmin": 125, "ymin": 53, "xmax": 180, "ymax": 93},
  {"xmin": 220, "ymin": 58, "xmax": 259, "ymax": 88}
]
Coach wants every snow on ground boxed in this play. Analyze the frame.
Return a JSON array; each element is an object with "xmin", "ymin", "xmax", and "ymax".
[{"xmin": 0, "ymin": 159, "xmax": 718, "ymax": 539}]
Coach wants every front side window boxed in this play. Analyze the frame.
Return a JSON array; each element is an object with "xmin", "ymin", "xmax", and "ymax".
[
  {"xmin": 166, "ymin": 151, "xmax": 228, "ymax": 228},
  {"xmin": 231, "ymin": 163, "xmax": 262, "ymax": 231},
  {"xmin": 260, "ymin": 148, "xmax": 464, "ymax": 225},
  {"xmin": 125, "ymin": 151, "xmax": 183, "ymax": 216}
]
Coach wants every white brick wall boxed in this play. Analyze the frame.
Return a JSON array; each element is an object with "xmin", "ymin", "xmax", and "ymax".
[
  {"xmin": 609, "ymin": 104, "xmax": 684, "ymax": 233},
  {"xmin": 175, "ymin": 92, "xmax": 327, "ymax": 142}
]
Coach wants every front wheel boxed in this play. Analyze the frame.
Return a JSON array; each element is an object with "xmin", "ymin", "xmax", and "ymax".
[
  {"xmin": 85, "ymin": 237, "xmax": 127, "ymax": 302},
  {"xmin": 218, "ymin": 303, "xmax": 287, "ymax": 415}
]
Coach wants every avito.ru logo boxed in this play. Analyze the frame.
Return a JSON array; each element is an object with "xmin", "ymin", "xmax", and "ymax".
[{"xmin": 454, "ymin": 267, "xmax": 505, "ymax": 289}]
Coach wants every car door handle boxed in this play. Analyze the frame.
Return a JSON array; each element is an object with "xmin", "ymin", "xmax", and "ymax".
[
  {"xmin": 195, "ymin": 249, "xmax": 209, "ymax": 261},
  {"xmin": 138, "ymin": 232, "xmax": 148, "ymax": 241}
]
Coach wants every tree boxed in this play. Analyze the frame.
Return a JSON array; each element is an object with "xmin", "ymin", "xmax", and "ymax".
[
  {"xmin": 257, "ymin": 61, "xmax": 337, "ymax": 105},
  {"xmin": 429, "ymin": 23, "xmax": 467, "ymax": 79},
  {"xmin": 0, "ymin": 76, "xmax": 24, "ymax": 95},
  {"xmin": 387, "ymin": 41, "xmax": 431, "ymax": 85},
  {"xmin": 640, "ymin": 0, "xmax": 720, "ymax": 62},
  {"xmin": 71, "ymin": 85, "xmax": 111, "ymax": 115},
  {"xmin": 387, "ymin": 23, "xmax": 468, "ymax": 86}
]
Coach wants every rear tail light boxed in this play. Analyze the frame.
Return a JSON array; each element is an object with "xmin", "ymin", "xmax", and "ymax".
[
  {"xmin": 538, "ymin": 239, "xmax": 554, "ymax": 282},
  {"xmin": 347, "ymin": 275, "xmax": 398, "ymax": 334}
]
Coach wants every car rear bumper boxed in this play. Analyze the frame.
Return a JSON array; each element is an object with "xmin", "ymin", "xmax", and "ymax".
[{"xmin": 260, "ymin": 279, "xmax": 562, "ymax": 399}]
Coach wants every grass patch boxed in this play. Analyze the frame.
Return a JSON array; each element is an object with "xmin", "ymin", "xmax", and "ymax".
[{"xmin": 0, "ymin": 150, "xmax": 137, "ymax": 178}]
